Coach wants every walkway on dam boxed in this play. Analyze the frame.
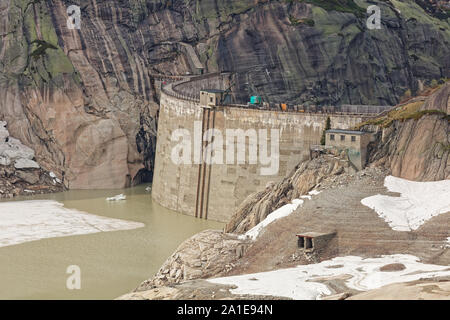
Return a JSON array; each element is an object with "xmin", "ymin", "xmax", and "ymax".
[{"xmin": 158, "ymin": 73, "xmax": 393, "ymax": 116}]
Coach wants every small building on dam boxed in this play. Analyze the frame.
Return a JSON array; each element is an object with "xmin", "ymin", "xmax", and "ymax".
[{"xmin": 151, "ymin": 73, "xmax": 386, "ymax": 222}]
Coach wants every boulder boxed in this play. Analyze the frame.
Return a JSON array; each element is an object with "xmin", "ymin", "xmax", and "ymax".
[
  {"xmin": 16, "ymin": 170, "xmax": 40, "ymax": 184},
  {"xmin": 0, "ymin": 138, "xmax": 35, "ymax": 160},
  {"xmin": 14, "ymin": 159, "xmax": 40, "ymax": 170},
  {"xmin": 0, "ymin": 121, "xmax": 9, "ymax": 142},
  {"xmin": 0, "ymin": 156, "xmax": 11, "ymax": 166},
  {"xmin": 136, "ymin": 230, "xmax": 249, "ymax": 291}
]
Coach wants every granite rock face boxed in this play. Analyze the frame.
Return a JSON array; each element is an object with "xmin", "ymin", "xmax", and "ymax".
[
  {"xmin": 136, "ymin": 230, "xmax": 250, "ymax": 291},
  {"xmin": 369, "ymin": 83, "xmax": 449, "ymax": 181},
  {"xmin": 0, "ymin": 0, "xmax": 448, "ymax": 189},
  {"xmin": 0, "ymin": 0, "xmax": 160, "ymax": 189}
]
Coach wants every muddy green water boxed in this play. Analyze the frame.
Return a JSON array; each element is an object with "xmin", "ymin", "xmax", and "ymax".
[{"xmin": 0, "ymin": 184, "xmax": 223, "ymax": 300}]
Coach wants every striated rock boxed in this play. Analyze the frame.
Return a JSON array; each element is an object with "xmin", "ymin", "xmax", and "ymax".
[
  {"xmin": 14, "ymin": 159, "xmax": 40, "ymax": 170},
  {"xmin": 136, "ymin": 230, "xmax": 250, "ymax": 291},
  {"xmin": 15, "ymin": 170, "xmax": 40, "ymax": 185},
  {"xmin": 368, "ymin": 83, "xmax": 449, "ymax": 181},
  {"xmin": 0, "ymin": 1, "xmax": 160, "ymax": 189}
]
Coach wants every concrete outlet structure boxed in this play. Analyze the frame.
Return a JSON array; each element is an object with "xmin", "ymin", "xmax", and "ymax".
[{"xmin": 296, "ymin": 232, "xmax": 336, "ymax": 252}]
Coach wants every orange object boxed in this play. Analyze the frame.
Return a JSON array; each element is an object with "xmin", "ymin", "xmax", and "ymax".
[{"xmin": 281, "ymin": 103, "xmax": 287, "ymax": 111}]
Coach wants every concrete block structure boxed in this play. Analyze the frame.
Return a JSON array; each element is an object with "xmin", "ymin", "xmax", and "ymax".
[
  {"xmin": 296, "ymin": 232, "xmax": 336, "ymax": 252},
  {"xmin": 325, "ymin": 129, "xmax": 374, "ymax": 170},
  {"xmin": 200, "ymin": 90, "xmax": 225, "ymax": 107}
]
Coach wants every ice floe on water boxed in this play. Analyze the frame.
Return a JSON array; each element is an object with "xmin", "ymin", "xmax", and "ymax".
[
  {"xmin": 0, "ymin": 200, "xmax": 144, "ymax": 248},
  {"xmin": 238, "ymin": 199, "xmax": 304, "ymax": 241},
  {"xmin": 208, "ymin": 254, "xmax": 450, "ymax": 300},
  {"xmin": 361, "ymin": 176, "xmax": 450, "ymax": 231},
  {"xmin": 106, "ymin": 194, "xmax": 127, "ymax": 201}
]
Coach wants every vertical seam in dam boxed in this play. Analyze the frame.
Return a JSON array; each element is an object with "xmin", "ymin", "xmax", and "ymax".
[
  {"xmin": 195, "ymin": 109, "xmax": 206, "ymax": 218},
  {"xmin": 204, "ymin": 108, "xmax": 216, "ymax": 220},
  {"xmin": 199, "ymin": 109, "xmax": 211, "ymax": 219}
]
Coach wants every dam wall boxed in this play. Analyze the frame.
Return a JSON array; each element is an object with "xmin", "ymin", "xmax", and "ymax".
[{"xmin": 152, "ymin": 90, "xmax": 370, "ymax": 222}]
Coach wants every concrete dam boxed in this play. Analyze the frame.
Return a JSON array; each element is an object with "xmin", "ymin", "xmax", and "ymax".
[{"xmin": 152, "ymin": 73, "xmax": 388, "ymax": 222}]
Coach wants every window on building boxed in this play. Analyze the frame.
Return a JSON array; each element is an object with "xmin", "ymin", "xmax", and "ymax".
[
  {"xmin": 330, "ymin": 134, "xmax": 335, "ymax": 141},
  {"xmin": 210, "ymin": 97, "xmax": 214, "ymax": 103},
  {"xmin": 351, "ymin": 136, "xmax": 356, "ymax": 142},
  {"xmin": 340, "ymin": 135, "xmax": 345, "ymax": 141}
]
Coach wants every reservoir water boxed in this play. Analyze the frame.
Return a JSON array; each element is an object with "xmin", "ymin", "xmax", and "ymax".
[{"xmin": 0, "ymin": 184, "xmax": 223, "ymax": 299}]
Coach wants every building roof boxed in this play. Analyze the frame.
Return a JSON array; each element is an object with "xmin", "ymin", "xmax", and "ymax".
[
  {"xmin": 296, "ymin": 232, "xmax": 335, "ymax": 238},
  {"xmin": 326, "ymin": 129, "xmax": 371, "ymax": 135},
  {"xmin": 201, "ymin": 89, "xmax": 225, "ymax": 94}
]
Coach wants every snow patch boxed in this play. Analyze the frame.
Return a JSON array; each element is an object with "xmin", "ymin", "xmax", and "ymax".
[
  {"xmin": 238, "ymin": 199, "xmax": 303, "ymax": 241},
  {"xmin": 208, "ymin": 254, "xmax": 450, "ymax": 300},
  {"xmin": 0, "ymin": 200, "xmax": 144, "ymax": 248},
  {"xmin": 361, "ymin": 176, "xmax": 450, "ymax": 231},
  {"xmin": 49, "ymin": 172, "xmax": 62, "ymax": 184},
  {"xmin": 308, "ymin": 190, "xmax": 321, "ymax": 196}
]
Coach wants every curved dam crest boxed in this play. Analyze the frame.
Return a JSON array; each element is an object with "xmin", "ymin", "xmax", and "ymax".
[{"xmin": 152, "ymin": 89, "xmax": 371, "ymax": 222}]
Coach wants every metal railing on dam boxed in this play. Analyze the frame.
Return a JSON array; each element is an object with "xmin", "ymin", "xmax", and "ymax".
[{"xmin": 159, "ymin": 72, "xmax": 393, "ymax": 116}]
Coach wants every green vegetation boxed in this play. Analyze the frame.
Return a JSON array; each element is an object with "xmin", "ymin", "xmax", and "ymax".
[
  {"xmin": 287, "ymin": 0, "xmax": 365, "ymax": 17},
  {"xmin": 4, "ymin": 0, "xmax": 76, "ymax": 86},
  {"xmin": 289, "ymin": 15, "xmax": 315, "ymax": 26},
  {"xmin": 430, "ymin": 79, "xmax": 439, "ymax": 88},
  {"xmin": 192, "ymin": 0, "xmax": 255, "ymax": 21},
  {"xmin": 355, "ymin": 101, "xmax": 449, "ymax": 129},
  {"xmin": 29, "ymin": 40, "xmax": 57, "ymax": 61}
]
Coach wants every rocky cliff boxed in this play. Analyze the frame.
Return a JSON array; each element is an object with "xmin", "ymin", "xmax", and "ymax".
[
  {"xmin": 368, "ymin": 82, "xmax": 449, "ymax": 181},
  {"xmin": 1, "ymin": 0, "xmax": 448, "ymax": 189}
]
